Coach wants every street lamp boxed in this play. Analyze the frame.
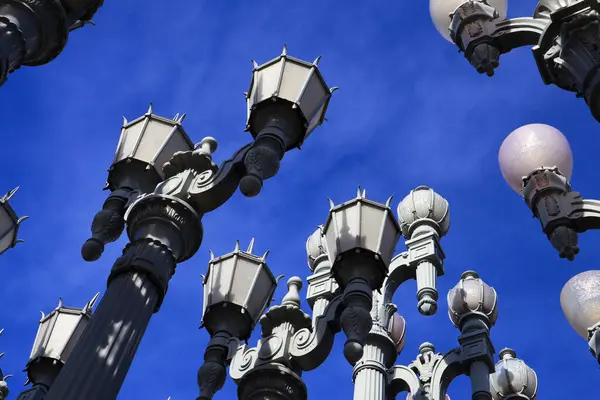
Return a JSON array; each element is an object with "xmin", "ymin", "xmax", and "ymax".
[
  {"xmin": 0, "ymin": 0, "xmax": 103, "ymax": 86},
  {"xmin": 32, "ymin": 47, "xmax": 336, "ymax": 400},
  {"xmin": 196, "ymin": 187, "xmax": 538, "ymax": 400},
  {"xmin": 429, "ymin": 0, "xmax": 600, "ymax": 121},
  {"xmin": 496, "ymin": 122, "xmax": 600, "ymax": 260},
  {"xmin": 560, "ymin": 270, "xmax": 600, "ymax": 364},
  {"xmin": 0, "ymin": 187, "xmax": 27, "ymax": 255},
  {"xmin": 17, "ymin": 295, "xmax": 99, "ymax": 400}
]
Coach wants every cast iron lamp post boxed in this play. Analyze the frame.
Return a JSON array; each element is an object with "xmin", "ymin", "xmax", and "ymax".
[
  {"xmin": 196, "ymin": 186, "xmax": 538, "ymax": 400},
  {"xmin": 498, "ymin": 122, "xmax": 600, "ymax": 366},
  {"xmin": 429, "ymin": 0, "xmax": 600, "ymax": 122},
  {"xmin": 23, "ymin": 47, "xmax": 336, "ymax": 400},
  {"xmin": 0, "ymin": 0, "xmax": 103, "ymax": 86}
]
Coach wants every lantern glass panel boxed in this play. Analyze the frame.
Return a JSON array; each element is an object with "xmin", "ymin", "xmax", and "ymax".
[
  {"xmin": 134, "ymin": 120, "xmax": 176, "ymax": 163},
  {"xmin": 298, "ymin": 72, "xmax": 328, "ymax": 121},
  {"xmin": 252, "ymin": 61, "xmax": 283, "ymax": 104},
  {"xmin": 245, "ymin": 267, "xmax": 276, "ymax": 318},
  {"xmin": 114, "ymin": 120, "xmax": 145, "ymax": 163},
  {"xmin": 152, "ymin": 128, "xmax": 191, "ymax": 173},
  {"xmin": 44, "ymin": 312, "xmax": 81, "ymax": 360},
  {"xmin": 279, "ymin": 61, "xmax": 308, "ymax": 102}
]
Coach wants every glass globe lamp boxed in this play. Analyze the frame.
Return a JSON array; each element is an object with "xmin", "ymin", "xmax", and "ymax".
[
  {"xmin": 560, "ymin": 270, "xmax": 600, "ymax": 339},
  {"xmin": 498, "ymin": 123, "xmax": 573, "ymax": 193},
  {"xmin": 429, "ymin": 0, "xmax": 507, "ymax": 42}
]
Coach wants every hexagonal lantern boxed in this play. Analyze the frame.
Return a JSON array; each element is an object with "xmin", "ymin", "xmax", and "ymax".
[
  {"xmin": 108, "ymin": 104, "xmax": 195, "ymax": 193},
  {"xmin": 246, "ymin": 46, "xmax": 335, "ymax": 149},
  {"xmin": 201, "ymin": 240, "xmax": 278, "ymax": 340},
  {"xmin": 322, "ymin": 188, "xmax": 401, "ymax": 290},
  {"xmin": 0, "ymin": 187, "xmax": 27, "ymax": 255},
  {"xmin": 26, "ymin": 294, "xmax": 99, "ymax": 388}
]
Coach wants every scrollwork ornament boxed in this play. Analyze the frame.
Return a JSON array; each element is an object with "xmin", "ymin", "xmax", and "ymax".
[{"xmin": 229, "ymin": 344, "xmax": 259, "ymax": 381}]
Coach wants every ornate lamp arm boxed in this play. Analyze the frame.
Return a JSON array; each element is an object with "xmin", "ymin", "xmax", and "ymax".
[
  {"xmin": 386, "ymin": 365, "xmax": 422, "ymax": 399},
  {"xmin": 522, "ymin": 167, "xmax": 600, "ymax": 260},
  {"xmin": 448, "ymin": 0, "xmax": 600, "ymax": 120},
  {"xmin": 450, "ymin": 1, "xmax": 549, "ymax": 76},
  {"xmin": 288, "ymin": 295, "xmax": 344, "ymax": 371}
]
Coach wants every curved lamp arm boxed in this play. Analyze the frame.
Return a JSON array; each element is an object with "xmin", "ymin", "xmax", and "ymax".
[
  {"xmin": 186, "ymin": 143, "xmax": 254, "ymax": 214},
  {"xmin": 386, "ymin": 365, "xmax": 422, "ymax": 399},
  {"xmin": 288, "ymin": 295, "xmax": 344, "ymax": 371},
  {"xmin": 450, "ymin": 0, "xmax": 549, "ymax": 76},
  {"xmin": 523, "ymin": 168, "xmax": 600, "ymax": 260},
  {"xmin": 428, "ymin": 349, "xmax": 465, "ymax": 400}
]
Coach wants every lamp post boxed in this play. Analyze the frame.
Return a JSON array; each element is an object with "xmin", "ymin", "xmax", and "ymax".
[
  {"xmin": 39, "ymin": 47, "xmax": 335, "ymax": 400},
  {"xmin": 497, "ymin": 121, "xmax": 600, "ymax": 364},
  {"xmin": 196, "ymin": 187, "xmax": 538, "ymax": 400},
  {"xmin": 0, "ymin": 0, "xmax": 103, "ymax": 86},
  {"xmin": 429, "ymin": 0, "xmax": 600, "ymax": 122}
]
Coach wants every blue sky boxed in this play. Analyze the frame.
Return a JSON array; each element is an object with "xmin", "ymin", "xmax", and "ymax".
[{"xmin": 0, "ymin": 0, "xmax": 598, "ymax": 398}]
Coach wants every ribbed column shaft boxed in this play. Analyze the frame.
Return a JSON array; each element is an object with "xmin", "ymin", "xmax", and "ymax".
[
  {"xmin": 45, "ymin": 272, "xmax": 159, "ymax": 400},
  {"xmin": 353, "ymin": 343, "xmax": 386, "ymax": 400}
]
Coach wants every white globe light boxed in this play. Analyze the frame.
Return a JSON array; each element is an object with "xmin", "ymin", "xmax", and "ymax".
[
  {"xmin": 429, "ymin": 0, "xmax": 508, "ymax": 42},
  {"xmin": 560, "ymin": 271, "xmax": 600, "ymax": 339},
  {"xmin": 498, "ymin": 123, "xmax": 573, "ymax": 193}
]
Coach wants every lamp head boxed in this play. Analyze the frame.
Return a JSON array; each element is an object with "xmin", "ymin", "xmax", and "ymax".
[
  {"xmin": 429, "ymin": 0, "xmax": 507, "ymax": 42},
  {"xmin": 499, "ymin": 123, "xmax": 573, "ymax": 194},
  {"xmin": 560, "ymin": 270, "xmax": 600, "ymax": 339}
]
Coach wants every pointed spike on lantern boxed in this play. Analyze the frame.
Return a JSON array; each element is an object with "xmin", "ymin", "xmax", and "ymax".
[
  {"xmin": 17, "ymin": 216, "xmax": 29, "ymax": 225},
  {"xmin": 200, "ymin": 274, "xmax": 206, "ymax": 281},
  {"xmin": 0, "ymin": 328, "xmax": 3, "ymax": 336},
  {"xmin": 234, "ymin": 240, "xmax": 240, "ymax": 252},
  {"xmin": 313, "ymin": 55, "xmax": 322, "ymax": 66},
  {"xmin": 252, "ymin": 60, "xmax": 259, "ymax": 69},
  {"xmin": 362, "ymin": 189, "xmax": 367, "ymax": 198},
  {"xmin": 281, "ymin": 44, "xmax": 287, "ymax": 56},
  {"xmin": 276, "ymin": 274, "xmax": 285, "ymax": 283},
  {"xmin": 243, "ymin": 92, "xmax": 248, "ymax": 98},
  {"xmin": 262, "ymin": 249, "xmax": 270, "ymax": 261},
  {"xmin": 330, "ymin": 86, "xmax": 339, "ymax": 94},
  {"xmin": 356, "ymin": 186, "xmax": 362, "ymax": 198},
  {"xmin": 15, "ymin": 239, "xmax": 24, "ymax": 245},
  {"xmin": 57, "ymin": 297, "xmax": 63, "ymax": 309},
  {"xmin": 178, "ymin": 113, "xmax": 187, "ymax": 123},
  {"xmin": 4, "ymin": 186, "xmax": 19, "ymax": 202},
  {"xmin": 173, "ymin": 113, "xmax": 180, "ymax": 121},
  {"xmin": 209, "ymin": 250, "xmax": 215, "ymax": 260},
  {"xmin": 122, "ymin": 116, "xmax": 128, "ymax": 126},
  {"xmin": 328, "ymin": 198, "xmax": 335, "ymax": 209},
  {"xmin": 147, "ymin": 103, "xmax": 153, "ymax": 115},
  {"xmin": 0, "ymin": 353, "xmax": 3, "ymax": 360},
  {"xmin": 85, "ymin": 292, "xmax": 100, "ymax": 312},
  {"xmin": 39, "ymin": 311, "xmax": 45, "ymax": 321},
  {"xmin": 247, "ymin": 238, "xmax": 255, "ymax": 253},
  {"xmin": 4, "ymin": 374, "xmax": 12, "ymax": 380},
  {"xmin": 385, "ymin": 195, "xmax": 394, "ymax": 208},
  {"xmin": 23, "ymin": 377, "xmax": 29, "ymax": 386}
]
